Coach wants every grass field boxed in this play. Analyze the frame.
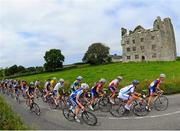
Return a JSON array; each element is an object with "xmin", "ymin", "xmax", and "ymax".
[
  {"xmin": 15, "ymin": 61, "xmax": 180, "ymax": 94},
  {"xmin": 0, "ymin": 95, "xmax": 30, "ymax": 130}
]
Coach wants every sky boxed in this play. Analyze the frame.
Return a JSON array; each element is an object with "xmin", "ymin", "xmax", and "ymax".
[{"xmin": 0, "ymin": 0, "xmax": 180, "ymax": 68}]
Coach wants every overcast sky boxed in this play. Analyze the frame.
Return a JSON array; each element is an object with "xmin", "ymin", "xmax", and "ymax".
[{"xmin": 0, "ymin": 0, "xmax": 180, "ymax": 68}]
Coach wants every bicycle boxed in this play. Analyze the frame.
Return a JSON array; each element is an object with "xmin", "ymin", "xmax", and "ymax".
[
  {"xmin": 29, "ymin": 97, "xmax": 41, "ymax": 116},
  {"xmin": 110, "ymin": 96, "xmax": 149, "ymax": 117},
  {"xmin": 95, "ymin": 91, "xmax": 120, "ymax": 112},
  {"xmin": 63, "ymin": 107, "xmax": 97, "ymax": 126},
  {"xmin": 49, "ymin": 94, "xmax": 67, "ymax": 109},
  {"xmin": 15, "ymin": 89, "xmax": 21, "ymax": 104},
  {"xmin": 142, "ymin": 90, "xmax": 169, "ymax": 111}
]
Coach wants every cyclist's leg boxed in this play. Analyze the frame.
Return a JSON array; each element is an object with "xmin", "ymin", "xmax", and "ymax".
[
  {"xmin": 109, "ymin": 86, "xmax": 116, "ymax": 103},
  {"xmin": 147, "ymin": 87, "xmax": 156, "ymax": 108}
]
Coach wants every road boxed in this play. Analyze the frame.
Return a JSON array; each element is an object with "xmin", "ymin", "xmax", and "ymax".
[{"xmin": 1, "ymin": 93, "xmax": 180, "ymax": 130}]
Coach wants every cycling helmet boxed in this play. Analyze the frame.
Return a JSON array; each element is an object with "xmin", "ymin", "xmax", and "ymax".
[
  {"xmin": 99, "ymin": 78, "xmax": 106, "ymax": 83},
  {"xmin": 81, "ymin": 83, "xmax": 89, "ymax": 90},
  {"xmin": 132, "ymin": 80, "xmax": 140, "ymax": 85},
  {"xmin": 160, "ymin": 73, "xmax": 166, "ymax": 78},
  {"xmin": 59, "ymin": 78, "xmax": 64, "ymax": 83},
  {"xmin": 117, "ymin": 76, "xmax": 123, "ymax": 80},
  {"xmin": 77, "ymin": 76, "xmax": 83, "ymax": 81},
  {"xmin": 30, "ymin": 81, "xmax": 35, "ymax": 86}
]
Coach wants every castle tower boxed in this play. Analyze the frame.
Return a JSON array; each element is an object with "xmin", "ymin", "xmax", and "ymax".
[{"xmin": 121, "ymin": 16, "xmax": 177, "ymax": 62}]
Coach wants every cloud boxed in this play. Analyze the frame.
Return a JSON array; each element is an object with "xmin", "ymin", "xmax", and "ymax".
[{"xmin": 0, "ymin": 0, "xmax": 180, "ymax": 67}]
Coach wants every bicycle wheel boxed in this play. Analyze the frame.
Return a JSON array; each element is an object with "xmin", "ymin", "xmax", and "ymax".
[
  {"xmin": 30, "ymin": 103, "xmax": 41, "ymax": 116},
  {"xmin": 49, "ymin": 98, "xmax": 57, "ymax": 109},
  {"xmin": 98, "ymin": 97, "xmax": 112, "ymax": 112},
  {"xmin": 16, "ymin": 95, "xmax": 21, "ymax": 104},
  {"xmin": 133, "ymin": 100, "xmax": 149, "ymax": 116},
  {"xmin": 110, "ymin": 104, "xmax": 126, "ymax": 117},
  {"xmin": 62, "ymin": 107, "xmax": 75, "ymax": 121},
  {"xmin": 81, "ymin": 111, "xmax": 97, "ymax": 126},
  {"xmin": 154, "ymin": 95, "xmax": 168, "ymax": 111}
]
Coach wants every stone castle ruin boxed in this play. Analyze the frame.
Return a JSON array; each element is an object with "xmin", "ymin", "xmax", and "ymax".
[{"xmin": 121, "ymin": 16, "xmax": 177, "ymax": 62}]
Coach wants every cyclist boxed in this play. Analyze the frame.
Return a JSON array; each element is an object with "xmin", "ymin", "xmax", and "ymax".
[
  {"xmin": 70, "ymin": 76, "xmax": 83, "ymax": 92},
  {"xmin": 53, "ymin": 78, "xmax": 65, "ymax": 107},
  {"xmin": 89, "ymin": 78, "xmax": 107, "ymax": 111},
  {"xmin": 69, "ymin": 83, "xmax": 89, "ymax": 123},
  {"xmin": 35, "ymin": 80, "xmax": 40, "ymax": 88},
  {"xmin": 147, "ymin": 73, "xmax": 166, "ymax": 111},
  {"xmin": 44, "ymin": 79, "xmax": 51, "ymax": 101},
  {"xmin": 117, "ymin": 80, "xmax": 141, "ymax": 111},
  {"xmin": 21, "ymin": 80, "xmax": 28, "ymax": 98},
  {"xmin": 34, "ymin": 80, "xmax": 40, "ymax": 98},
  {"xmin": 50, "ymin": 77, "xmax": 57, "ymax": 92},
  {"xmin": 108, "ymin": 76, "xmax": 123, "ymax": 104},
  {"xmin": 26, "ymin": 82, "xmax": 35, "ymax": 106}
]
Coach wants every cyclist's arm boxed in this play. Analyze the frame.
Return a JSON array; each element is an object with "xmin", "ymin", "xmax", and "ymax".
[{"xmin": 96, "ymin": 86, "xmax": 103, "ymax": 96}]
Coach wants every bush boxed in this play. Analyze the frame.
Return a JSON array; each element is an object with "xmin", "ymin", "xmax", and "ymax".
[
  {"xmin": 176, "ymin": 56, "xmax": 180, "ymax": 61},
  {"xmin": 0, "ymin": 96, "xmax": 30, "ymax": 129}
]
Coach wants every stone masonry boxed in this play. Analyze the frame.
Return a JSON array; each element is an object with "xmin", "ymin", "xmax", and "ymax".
[{"xmin": 121, "ymin": 16, "xmax": 177, "ymax": 62}]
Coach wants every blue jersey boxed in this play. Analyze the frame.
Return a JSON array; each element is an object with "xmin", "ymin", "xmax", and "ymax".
[
  {"xmin": 71, "ymin": 80, "xmax": 80, "ymax": 91},
  {"xmin": 70, "ymin": 88, "xmax": 83, "ymax": 99},
  {"xmin": 149, "ymin": 79, "xmax": 160, "ymax": 89}
]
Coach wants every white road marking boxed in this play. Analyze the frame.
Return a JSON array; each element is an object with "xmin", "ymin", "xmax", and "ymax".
[{"xmin": 97, "ymin": 110, "xmax": 180, "ymax": 120}]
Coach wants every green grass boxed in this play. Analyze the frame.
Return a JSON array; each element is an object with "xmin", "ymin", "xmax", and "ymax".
[
  {"xmin": 0, "ymin": 95, "xmax": 30, "ymax": 130},
  {"xmin": 15, "ymin": 61, "xmax": 180, "ymax": 94}
]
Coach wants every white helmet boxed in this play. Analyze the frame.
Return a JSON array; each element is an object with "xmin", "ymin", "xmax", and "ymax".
[
  {"xmin": 160, "ymin": 74, "xmax": 166, "ymax": 78},
  {"xmin": 59, "ymin": 78, "xmax": 64, "ymax": 83},
  {"xmin": 99, "ymin": 78, "xmax": 106, "ymax": 83},
  {"xmin": 81, "ymin": 83, "xmax": 89, "ymax": 90},
  {"xmin": 77, "ymin": 76, "xmax": 83, "ymax": 81},
  {"xmin": 117, "ymin": 76, "xmax": 123, "ymax": 80}
]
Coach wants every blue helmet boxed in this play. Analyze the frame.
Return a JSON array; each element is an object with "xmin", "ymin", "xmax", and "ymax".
[{"xmin": 132, "ymin": 80, "xmax": 140, "ymax": 85}]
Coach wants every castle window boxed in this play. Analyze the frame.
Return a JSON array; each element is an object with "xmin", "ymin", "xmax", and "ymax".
[
  {"xmin": 127, "ymin": 48, "xmax": 131, "ymax": 52},
  {"xmin": 135, "ymin": 55, "xmax": 139, "ymax": 59},
  {"xmin": 140, "ymin": 46, "xmax": 144, "ymax": 50},
  {"xmin": 133, "ymin": 47, "xmax": 136, "ymax": 51},
  {"xmin": 152, "ymin": 53, "xmax": 156, "ymax": 58},
  {"xmin": 151, "ymin": 36, "xmax": 155, "ymax": 40},
  {"xmin": 152, "ymin": 44, "xmax": 156, "ymax": 50},
  {"xmin": 127, "ymin": 56, "xmax": 131, "ymax": 60},
  {"xmin": 132, "ymin": 39, "xmax": 135, "ymax": 43},
  {"xmin": 140, "ymin": 38, "xmax": 144, "ymax": 42}
]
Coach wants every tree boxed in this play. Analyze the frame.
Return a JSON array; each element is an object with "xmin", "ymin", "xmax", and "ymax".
[
  {"xmin": 4, "ymin": 65, "xmax": 18, "ymax": 76},
  {"xmin": 44, "ymin": 49, "xmax": 65, "ymax": 71},
  {"xmin": 82, "ymin": 43, "xmax": 111, "ymax": 65},
  {"xmin": 17, "ymin": 65, "xmax": 26, "ymax": 73}
]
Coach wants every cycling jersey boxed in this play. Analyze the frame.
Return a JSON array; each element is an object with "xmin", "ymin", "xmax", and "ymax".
[
  {"xmin": 71, "ymin": 80, "xmax": 80, "ymax": 91},
  {"xmin": 108, "ymin": 79, "xmax": 119, "ymax": 92},
  {"xmin": 27, "ymin": 86, "xmax": 35, "ymax": 95},
  {"xmin": 35, "ymin": 81, "xmax": 40, "ymax": 87},
  {"xmin": 91, "ymin": 82, "xmax": 103, "ymax": 97},
  {"xmin": 53, "ymin": 82, "xmax": 63, "ymax": 96},
  {"xmin": 149, "ymin": 79, "xmax": 160, "ymax": 94},
  {"xmin": 118, "ymin": 84, "xmax": 135, "ymax": 100},
  {"xmin": 44, "ymin": 81, "xmax": 50, "ymax": 91},
  {"xmin": 70, "ymin": 88, "xmax": 83, "ymax": 107}
]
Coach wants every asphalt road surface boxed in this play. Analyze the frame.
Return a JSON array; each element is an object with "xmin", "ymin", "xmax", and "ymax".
[{"xmin": 1, "ymin": 93, "xmax": 180, "ymax": 130}]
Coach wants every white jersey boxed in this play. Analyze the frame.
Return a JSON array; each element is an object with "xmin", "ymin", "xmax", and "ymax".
[
  {"xmin": 35, "ymin": 81, "xmax": 40, "ymax": 86},
  {"xmin": 119, "ymin": 84, "xmax": 135, "ymax": 94},
  {"xmin": 109, "ymin": 79, "xmax": 119, "ymax": 87},
  {"xmin": 53, "ymin": 82, "xmax": 63, "ymax": 91}
]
